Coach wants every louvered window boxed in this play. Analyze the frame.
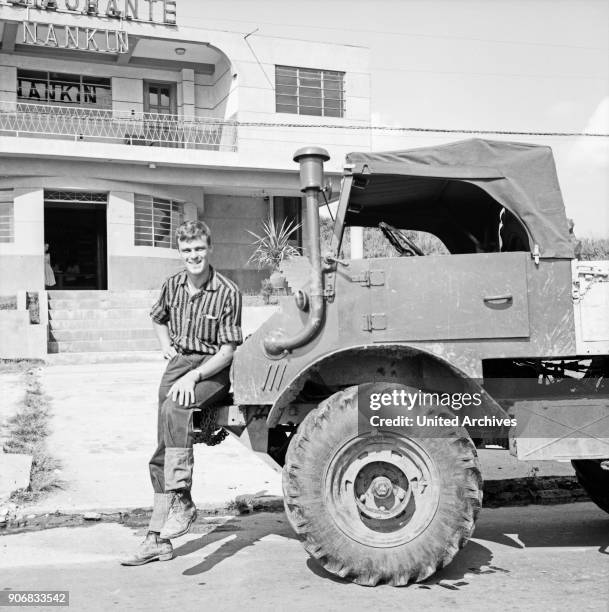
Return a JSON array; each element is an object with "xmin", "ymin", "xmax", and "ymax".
[
  {"xmin": 134, "ymin": 195, "xmax": 184, "ymax": 248},
  {"xmin": 0, "ymin": 190, "xmax": 14, "ymax": 243},
  {"xmin": 275, "ymin": 65, "xmax": 345, "ymax": 117}
]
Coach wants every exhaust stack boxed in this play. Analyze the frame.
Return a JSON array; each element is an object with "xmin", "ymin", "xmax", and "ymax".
[{"xmin": 263, "ymin": 147, "xmax": 330, "ymax": 357}]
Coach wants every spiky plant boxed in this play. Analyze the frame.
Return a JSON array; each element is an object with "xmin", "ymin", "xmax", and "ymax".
[{"xmin": 247, "ymin": 217, "xmax": 302, "ymax": 270}]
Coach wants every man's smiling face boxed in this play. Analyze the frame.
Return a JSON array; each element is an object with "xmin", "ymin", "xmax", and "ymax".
[{"xmin": 178, "ymin": 236, "xmax": 211, "ymax": 278}]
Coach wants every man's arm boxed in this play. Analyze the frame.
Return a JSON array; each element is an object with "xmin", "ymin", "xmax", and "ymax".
[
  {"xmin": 167, "ymin": 343, "xmax": 237, "ymax": 406},
  {"xmin": 192, "ymin": 343, "xmax": 236, "ymax": 380},
  {"xmin": 150, "ymin": 281, "xmax": 176, "ymax": 360},
  {"xmin": 152, "ymin": 321, "xmax": 177, "ymax": 360}
]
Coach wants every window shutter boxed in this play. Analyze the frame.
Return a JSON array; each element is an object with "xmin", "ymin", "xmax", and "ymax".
[
  {"xmin": 275, "ymin": 65, "xmax": 344, "ymax": 118},
  {"xmin": 134, "ymin": 194, "xmax": 185, "ymax": 249},
  {"xmin": 0, "ymin": 190, "xmax": 14, "ymax": 243},
  {"xmin": 134, "ymin": 194, "xmax": 154, "ymax": 246}
]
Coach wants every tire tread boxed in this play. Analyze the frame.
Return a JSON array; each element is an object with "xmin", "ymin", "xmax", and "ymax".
[{"xmin": 282, "ymin": 385, "xmax": 483, "ymax": 586}]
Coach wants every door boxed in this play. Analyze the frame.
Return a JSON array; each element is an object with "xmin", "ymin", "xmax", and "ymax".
[
  {"xmin": 144, "ymin": 82, "xmax": 178, "ymax": 146},
  {"xmin": 145, "ymin": 82, "xmax": 176, "ymax": 115},
  {"xmin": 368, "ymin": 252, "xmax": 530, "ymax": 342}
]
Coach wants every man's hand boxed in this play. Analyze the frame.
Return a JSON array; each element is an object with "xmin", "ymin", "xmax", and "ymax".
[
  {"xmin": 167, "ymin": 370, "xmax": 199, "ymax": 406},
  {"xmin": 161, "ymin": 345, "xmax": 177, "ymax": 360}
]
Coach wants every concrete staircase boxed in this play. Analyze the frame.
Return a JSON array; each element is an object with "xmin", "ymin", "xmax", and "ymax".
[{"xmin": 47, "ymin": 290, "xmax": 160, "ymax": 354}]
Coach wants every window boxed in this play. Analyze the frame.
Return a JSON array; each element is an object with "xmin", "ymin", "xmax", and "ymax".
[
  {"xmin": 275, "ymin": 66, "xmax": 344, "ymax": 117},
  {"xmin": 44, "ymin": 191, "xmax": 108, "ymax": 204},
  {"xmin": 134, "ymin": 195, "xmax": 184, "ymax": 249},
  {"xmin": 144, "ymin": 82, "xmax": 176, "ymax": 115},
  {"xmin": 17, "ymin": 70, "xmax": 112, "ymax": 109},
  {"xmin": 0, "ymin": 190, "xmax": 14, "ymax": 243}
]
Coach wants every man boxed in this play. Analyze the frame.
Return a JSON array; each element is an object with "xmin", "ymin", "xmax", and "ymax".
[{"xmin": 121, "ymin": 220, "xmax": 242, "ymax": 566}]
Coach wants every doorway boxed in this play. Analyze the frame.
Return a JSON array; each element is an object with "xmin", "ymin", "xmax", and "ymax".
[
  {"xmin": 273, "ymin": 196, "xmax": 303, "ymax": 248},
  {"xmin": 43, "ymin": 191, "xmax": 107, "ymax": 290},
  {"xmin": 144, "ymin": 81, "xmax": 178, "ymax": 147}
]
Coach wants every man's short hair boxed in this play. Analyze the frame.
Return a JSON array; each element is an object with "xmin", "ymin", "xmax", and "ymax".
[{"xmin": 175, "ymin": 220, "xmax": 212, "ymax": 246}]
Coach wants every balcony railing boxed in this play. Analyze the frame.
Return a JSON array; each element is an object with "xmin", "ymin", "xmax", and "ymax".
[{"xmin": 0, "ymin": 100, "xmax": 238, "ymax": 152}]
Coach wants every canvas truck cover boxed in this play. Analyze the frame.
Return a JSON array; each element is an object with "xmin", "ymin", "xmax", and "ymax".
[{"xmin": 346, "ymin": 138, "xmax": 574, "ymax": 259}]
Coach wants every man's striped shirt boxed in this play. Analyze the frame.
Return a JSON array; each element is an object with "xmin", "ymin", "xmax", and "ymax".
[{"xmin": 150, "ymin": 267, "xmax": 243, "ymax": 354}]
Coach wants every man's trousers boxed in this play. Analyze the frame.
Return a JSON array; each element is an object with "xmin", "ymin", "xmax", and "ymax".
[{"xmin": 148, "ymin": 353, "xmax": 230, "ymax": 532}]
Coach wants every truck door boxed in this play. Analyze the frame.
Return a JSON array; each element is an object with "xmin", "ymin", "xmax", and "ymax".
[{"xmin": 367, "ymin": 252, "xmax": 530, "ymax": 342}]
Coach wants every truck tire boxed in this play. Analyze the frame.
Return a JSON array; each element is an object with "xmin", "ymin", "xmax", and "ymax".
[
  {"xmin": 571, "ymin": 459, "xmax": 609, "ymax": 514},
  {"xmin": 282, "ymin": 385, "xmax": 483, "ymax": 586}
]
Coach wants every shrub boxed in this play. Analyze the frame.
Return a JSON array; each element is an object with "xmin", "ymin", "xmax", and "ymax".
[
  {"xmin": 579, "ymin": 238, "xmax": 609, "ymax": 261},
  {"xmin": 320, "ymin": 217, "xmax": 448, "ymax": 257},
  {"xmin": 26, "ymin": 292, "xmax": 40, "ymax": 324},
  {"xmin": 0, "ymin": 295, "xmax": 17, "ymax": 310}
]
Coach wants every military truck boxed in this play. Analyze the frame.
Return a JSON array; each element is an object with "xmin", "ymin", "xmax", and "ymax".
[{"xmin": 212, "ymin": 139, "xmax": 609, "ymax": 586}]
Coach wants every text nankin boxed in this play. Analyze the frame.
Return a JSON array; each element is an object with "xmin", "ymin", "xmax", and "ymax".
[{"xmin": 22, "ymin": 21, "xmax": 128, "ymax": 53}]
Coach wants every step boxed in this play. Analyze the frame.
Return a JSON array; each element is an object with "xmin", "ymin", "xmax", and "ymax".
[
  {"xmin": 48, "ymin": 316, "xmax": 153, "ymax": 331},
  {"xmin": 48, "ymin": 328, "xmax": 156, "ymax": 342},
  {"xmin": 47, "ymin": 290, "xmax": 160, "ymax": 300},
  {"xmin": 48, "ymin": 307, "xmax": 152, "ymax": 321},
  {"xmin": 48, "ymin": 338, "xmax": 159, "ymax": 353},
  {"xmin": 48, "ymin": 297, "xmax": 159, "ymax": 310},
  {"xmin": 44, "ymin": 351, "xmax": 164, "ymax": 365}
]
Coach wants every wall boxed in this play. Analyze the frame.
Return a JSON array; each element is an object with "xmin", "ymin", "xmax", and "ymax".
[
  {"xmin": 194, "ymin": 55, "xmax": 237, "ymax": 120},
  {"xmin": 204, "ymin": 194, "xmax": 269, "ymax": 293},
  {"xmin": 106, "ymin": 187, "xmax": 201, "ymax": 290},
  {"xmin": 112, "ymin": 76, "xmax": 144, "ymax": 116},
  {"xmin": 0, "ymin": 188, "xmax": 44, "ymax": 294},
  {"xmin": 0, "ymin": 310, "xmax": 46, "ymax": 359},
  {"xmin": 229, "ymin": 34, "xmax": 371, "ymax": 173},
  {"xmin": 0, "ymin": 64, "xmax": 15, "ymax": 103}
]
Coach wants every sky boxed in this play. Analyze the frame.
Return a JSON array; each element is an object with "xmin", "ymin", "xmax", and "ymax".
[{"xmin": 180, "ymin": 0, "xmax": 609, "ymax": 237}]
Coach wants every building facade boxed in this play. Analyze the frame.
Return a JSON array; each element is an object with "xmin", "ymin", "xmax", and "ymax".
[{"xmin": 0, "ymin": 0, "xmax": 371, "ymax": 296}]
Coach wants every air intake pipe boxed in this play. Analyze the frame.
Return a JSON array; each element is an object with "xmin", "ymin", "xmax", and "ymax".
[{"xmin": 263, "ymin": 147, "xmax": 330, "ymax": 357}]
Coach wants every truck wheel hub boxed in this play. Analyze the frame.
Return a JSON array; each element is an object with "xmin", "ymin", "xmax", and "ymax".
[
  {"xmin": 371, "ymin": 476, "xmax": 393, "ymax": 498},
  {"xmin": 324, "ymin": 434, "xmax": 440, "ymax": 547}
]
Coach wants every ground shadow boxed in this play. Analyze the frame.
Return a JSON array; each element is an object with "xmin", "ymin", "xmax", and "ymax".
[
  {"xmin": 175, "ymin": 513, "xmax": 297, "ymax": 576},
  {"xmin": 305, "ymin": 540, "xmax": 496, "ymax": 588},
  {"xmin": 176, "ymin": 512, "xmax": 495, "ymax": 587},
  {"xmin": 474, "ymin": 507, "xmax": 609, "ymax": 550},
  {"xmin": 175, "ymin": 505, "xmax": 609, "ymax": 585}
]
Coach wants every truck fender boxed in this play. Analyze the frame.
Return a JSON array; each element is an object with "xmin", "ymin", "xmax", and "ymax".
[{"xmin": 267, "ymin": 343, "xmax": 509, "ymax": 428}]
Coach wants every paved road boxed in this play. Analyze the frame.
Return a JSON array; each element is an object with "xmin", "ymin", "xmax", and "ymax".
[{"xmin": 1, "ymin": 502, "xmax": 607, "ymax": 612}]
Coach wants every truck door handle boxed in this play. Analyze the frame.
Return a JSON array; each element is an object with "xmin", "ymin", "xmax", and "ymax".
[{"xmin": 483, "ymin": 294, "xmax": 513, "ymax": 303}]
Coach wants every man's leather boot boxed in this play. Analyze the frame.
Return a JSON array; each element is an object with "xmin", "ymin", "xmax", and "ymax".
[
  {"xmin": 160, "ymin": 490, "xmax": 197, "ymax": 540},
  {"xmin": 120, "ymin": 531, "xmax": 173, "ymax": 566}
]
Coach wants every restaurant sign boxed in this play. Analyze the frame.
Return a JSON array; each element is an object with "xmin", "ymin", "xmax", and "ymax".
[
  {"xmin": 8, "ymin": 1, "xmax": 176, "ymax": 25},
  {"xmin": 22, "ymin": 21, "xmax": 129, "ymax": 53}
]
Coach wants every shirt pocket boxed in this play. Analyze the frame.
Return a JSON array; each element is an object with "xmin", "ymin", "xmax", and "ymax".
[{"xmin": 195, "ymin": 311, "xmax": 220, "ymax": 342}]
